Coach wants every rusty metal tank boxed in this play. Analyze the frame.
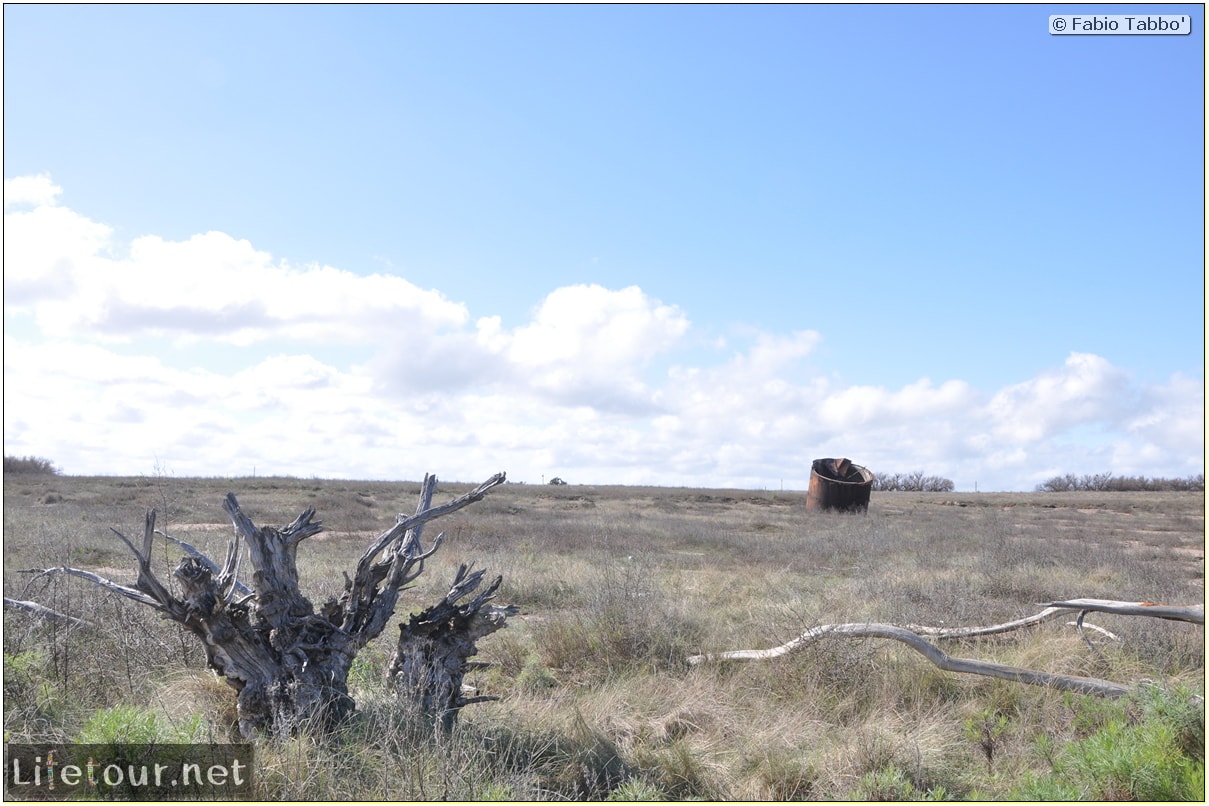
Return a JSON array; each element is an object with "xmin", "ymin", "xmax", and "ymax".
[{"xmin": 805, "ymin": 457, "xmax": 873, "ymax": 513}]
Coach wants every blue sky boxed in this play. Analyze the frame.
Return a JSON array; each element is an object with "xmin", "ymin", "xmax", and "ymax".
[{"xmin": 4, "ymin": 4, "xmax": 1204, "ymax": 490}]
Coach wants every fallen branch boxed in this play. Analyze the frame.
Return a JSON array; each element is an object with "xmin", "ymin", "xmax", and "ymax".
[
  {"xmin": 687, "ymin": 598, "xmax": 1200, "ymax": 698},
  {"xmin": 1038, "ymin": 598, "xmax": 1204, "ymax": 624},
  {"xmin": 687, "ymin": 622, "xmax": 1132, "ymax": 698},
  {"xmin": 903, "ymin": 608, "xmax": 1120, "ymax": 648},
  {"xmin": 3, "ymin": 597, "xmax": 93, "ymax": 629},
  {"xmin": 901, "ymin": 607, "xmax": 1071, "ymax": 639}
]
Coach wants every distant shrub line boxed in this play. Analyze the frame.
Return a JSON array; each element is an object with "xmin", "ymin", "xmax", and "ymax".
[
  {"xmin": 3, "ymin": 455, "xmax": 60, "ymax": 475},
  {"xmin": 869, "ymin": 469, "xmax": 1204, "ymax": 493},
  {"xmin": 871, "ymin": 471, "xmax": 955, "ymax": 492},
  {"xmin": 1036, "ymin": 472, "xmax": 1205, "ymax": 492}
]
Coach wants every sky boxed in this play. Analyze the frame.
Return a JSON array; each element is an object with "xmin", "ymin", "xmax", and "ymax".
[{"xmin": 3, "ymin": 4, "xmax": 1204, "ymax": 491}]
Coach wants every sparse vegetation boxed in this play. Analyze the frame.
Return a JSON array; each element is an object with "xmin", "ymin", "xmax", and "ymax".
[
  {"xmin": 1005, "ymin": 685, "xmax": 1205, "ymax": 801},
  {"xmin": 872, "ymin": 470, "xmax": 955, "ymax": 492},
  {"xmin": 3, "ymin": 475, "xmax": 1203, "ymax": 800},
  {"xmin": 1037, "ymin": 472, "xmax": 1205, "ymax": 492},
  {"xmin": 3, "ymin": 455, "xmax": 60, "ymax": 475}
]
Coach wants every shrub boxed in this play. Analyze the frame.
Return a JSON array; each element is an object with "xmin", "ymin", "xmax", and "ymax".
[
  {"xmin": 3, "ymin": 650, "xmax": 66, "ymax": 738},
  {"xmin": 1036, "ymin": 472, "xmax": 1205, "ymax": 492},
  {"xmin": 4, "ymin": 455, "xmax": 60, "ymax": 475},
  {"xmin": 748, "ymin": 750, "xmax": 819, "ymax": 799},
  {"xmin": 1008, "ymin": 686, "xmax": 1205, "ymax": 801},
  {"xmin": 871, "ymin": 471, "xmax": 955, "ymax": 492},
  {"xmin": 534, "ymin": 557, "xmax": 705, "ymax": 680},
  {"xmin": 848, "ymin": 765, "xmax": 925, "ymax": 801},
  {"xmin": 75, "ymin": 704, "xmax": 207, "ymax": 744},
  {"xmin": 607, "ymin": 778, "xmax": 666, "ymax": 800},
  {"xmin": 630, "ymin": 740, "xmax": 723, "ymax": 800}
]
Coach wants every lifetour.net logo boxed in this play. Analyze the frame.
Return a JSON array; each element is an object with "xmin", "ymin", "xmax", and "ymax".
[{"xmin": 5, "ymin": 744, "xmax": 253, "ymax": 800}]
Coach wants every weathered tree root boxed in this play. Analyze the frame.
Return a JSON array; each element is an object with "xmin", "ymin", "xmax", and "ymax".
[
  {"xmin": 687, "ymin": 599, "xmax": 1203, "ymax": 699},
  {"xmin": 22, "ymin": 472, "xmax": 510, "ymax": 737},
  {"xmin": 387, "ymin": 563, "xmax": 518, "ymax": 734}
]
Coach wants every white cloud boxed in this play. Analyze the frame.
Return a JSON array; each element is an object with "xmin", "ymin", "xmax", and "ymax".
[
  {"xmin": 3, "ymin": 197, "xmax": 470, "ymax": 344},
  {"xmin": 3, "ymin": 187, "xmax": 112, "ymax": 306},
  {"xmin": 498, "ymin": 284, "xmax": 690, "ymax": 410},
  {"xmin": 4, "ymin": 174, "xmax": 63, "ymax": 208},
  {"xmin": 363, "ymin": 284, "xmax": 691, "ymax": 411},
  {"xmin": 509, "ymin": 284, "xmax": 688, "ymax": 366},
  {"xmin": 3, "ymin": 176, "xmax": 1202, "ymax": 490},
  {"xmin": 986, "ymin": 352, "xmax": 1132, "ymax": 443},
  {"xmin": 818, "ymin": 378, "xmax": 976, "ymax": 430},
  {"xmin": 1120, "ymin": 372, "xmax": 1206, "ymax": 475}
]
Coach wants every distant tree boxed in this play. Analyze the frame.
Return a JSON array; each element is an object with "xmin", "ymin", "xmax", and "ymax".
[
  {"xmin": 1036, "ymin": 473, "xmax": 1205, "ymax": 492},
  {"xmin": 548, "ymin": 477, "xmax": 568, "ymax": 486},
  {"xmin": 3, "ymin": 455, "xmax": 60, "ymax": 475},
  {"xmin": 921, "ymin": 475, "xmax": 956, "ymax": 493},
  {"xmin": 1036, "ymin": 473, "xmax": 1077, "ymax": 492},
  {"xmin": 871, "ymin": 472, "xmax": 892, "ymax": 492},
  {"xmin": 871, "ymin": 471, "xmax": 954, "ymax": 492}
]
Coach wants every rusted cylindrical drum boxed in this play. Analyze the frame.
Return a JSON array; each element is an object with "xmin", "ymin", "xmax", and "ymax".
[{"xmin": 805, "ymin": 457, "xmax": 874, "ymax": 513}]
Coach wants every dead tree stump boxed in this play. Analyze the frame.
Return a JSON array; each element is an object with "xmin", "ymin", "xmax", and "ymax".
[
  {"xmin": 387, "ymin": 564, "xmax": 518, "ymax": 733},
  {"xmin": 25, "ymin": 472, "xmax": 509, "ymax": 738}
]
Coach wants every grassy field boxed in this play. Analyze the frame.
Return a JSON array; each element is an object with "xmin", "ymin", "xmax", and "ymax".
[{"xmin": 3, "ymin": 472, "xmax": 1204, "ymax": 800}]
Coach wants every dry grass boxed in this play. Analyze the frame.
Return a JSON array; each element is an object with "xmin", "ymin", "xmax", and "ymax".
[{"xmin": 3, "ymin": 474, "xmax": 1203, "ymax": 799}]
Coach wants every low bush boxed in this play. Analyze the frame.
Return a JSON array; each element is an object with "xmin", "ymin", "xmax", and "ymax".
[
  {"xmin": 4, "ymin": 455, "xmax": 60, "ymax": 475},
  {"xmin": 872, "ymin": 471, "xmax": 955, "ymax": 492},
  {"xmin": 1037, "ymin": 472, "xmax": 1205, "ymax": 492},
  {"xmin": 75, "ymin": 704, "xmax": 207, "ymax": 745},
  {"xmin": 1007, "ymin": 685, "xmax": 1204, "ymax": 801}
]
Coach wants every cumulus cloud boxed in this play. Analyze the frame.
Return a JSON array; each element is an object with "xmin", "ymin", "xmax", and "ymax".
[
  {"xmin": 4, "ymin": 174, "xmax": 63, "ymax": 208},
  {"xmin": 3, "ymin": 193, "xmax": 470, "ymax": 344},
  {"xmin": 3, "ymin": 176, "xmax": 1202, "ymax": 489},
  {"xmin": 4, "ymin": 334, "xmax": 1201, "ymax": 490},
  {"xmin": 1120, "ymin": 372, "xmax": 1206, "ymax": 474},
  {"xmin": 364, "ymin": 284, "xmax": 690, "ymax": 412},
  {"xmin": 818, "ymin": 378, "xmax": 976, "ymax": 430},
  {"xmin": 4, "ymin": 177, "xmax": 112, "ymax": 307},
  {"xmin": 498, "ymin": 284, "xmax": 690, "ymax": 411},
  {"xmin": 507, "ymin": 284, "xmax": 688, "ymax": 366},
  {"xmin": 986, "ymin": 352, "xmax": 1133, "ymax": 443}
]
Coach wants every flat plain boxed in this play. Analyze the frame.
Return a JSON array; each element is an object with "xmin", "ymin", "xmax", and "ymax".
[{"xmin": 3, "ymin": 472, "xmax": 1204, "ymax": 799}]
